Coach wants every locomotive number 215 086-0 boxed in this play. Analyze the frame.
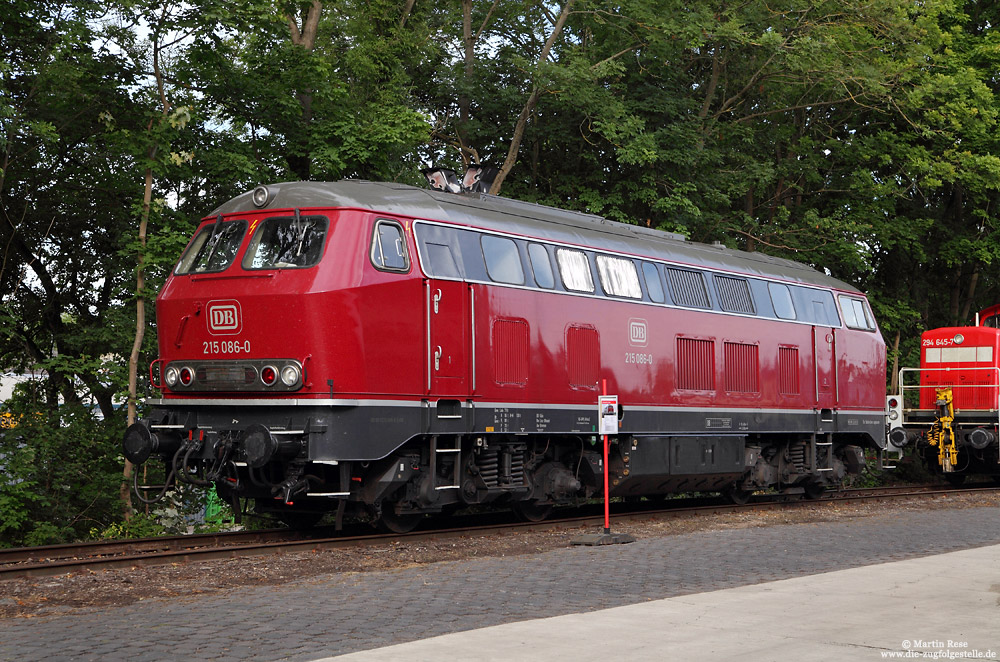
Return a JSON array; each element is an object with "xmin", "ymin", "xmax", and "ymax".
[
  {"xmin": 625, "ymin": 352, "xmax": 654, "ymax": 365},
  {"xmin": 203, "ymin": 340, "xmax": 252, "ymax": 355}
]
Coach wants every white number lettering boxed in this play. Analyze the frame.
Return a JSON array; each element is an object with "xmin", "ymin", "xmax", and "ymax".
[{"xmin": 202, "ymin": 339, "xmax": 251, "ymax": 355}]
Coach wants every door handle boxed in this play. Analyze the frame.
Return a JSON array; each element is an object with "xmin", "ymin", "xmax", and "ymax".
[{"xmin": 433, "ymin": 289, "xmax": 442, "ymax": 314}]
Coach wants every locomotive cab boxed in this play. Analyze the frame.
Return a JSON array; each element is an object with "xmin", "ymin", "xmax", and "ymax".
[{"xmin": 124, "ymin": 185, "xmax": 431, "ymax": 527}]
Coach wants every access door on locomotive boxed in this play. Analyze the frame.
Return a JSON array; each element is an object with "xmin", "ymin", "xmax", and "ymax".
[{"xmin": 414, "ymin": 223, "xmax": 477, "ymax": 397}]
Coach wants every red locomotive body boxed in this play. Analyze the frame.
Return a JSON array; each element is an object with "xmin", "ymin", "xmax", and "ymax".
[
  {"xmin": 888, "ymin": 306, "xmax": 1000, "ymax": 482},
  {"xmin": 125, "ymin": 181, "xmax": 888, "ymax": 529}
]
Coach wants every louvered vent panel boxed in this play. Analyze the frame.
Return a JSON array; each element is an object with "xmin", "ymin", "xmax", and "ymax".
[
  {"xmin": 959, "ymin": 381, "xmax": 996, "ymax": 410},
  {"xmin": 492, "ymin": 318, "xmax": 529, "ymax": 385},
  {"xmin": 715, "ymin": 276, "xmax": 755, "ymax": 314},
  {"xmin": 667, "ymin": 268, "xmax": 711, "ymax": 308},
  {"xmin": 724, "ymin": 342, "xmax": 759, "ymax": 393},
  {"xmin": 779, "ymin": 346, "xmax": 800, "ymax": 395},
  {"xmin": 677, "ymin": 337, "xmax": 715, "ymax": 390},
  {"xmin": 567, "ymin": 326, "xmax": 600, "ymax": 389}
]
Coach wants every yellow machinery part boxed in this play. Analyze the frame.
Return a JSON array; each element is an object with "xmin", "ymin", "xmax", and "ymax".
[{"xmin": 927, "ymin": 388, "xmax": 959, "ymax": 471}]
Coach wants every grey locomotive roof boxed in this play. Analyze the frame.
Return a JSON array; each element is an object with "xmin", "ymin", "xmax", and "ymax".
[{"xmin": 211, "ymin": 180, "xmax": 861, "ymax": 293}]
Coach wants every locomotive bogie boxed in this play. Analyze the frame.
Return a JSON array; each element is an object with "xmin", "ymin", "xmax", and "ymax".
[{"xmin": 127, "ymin": 181, "xmax": 889, "ymax": 526}]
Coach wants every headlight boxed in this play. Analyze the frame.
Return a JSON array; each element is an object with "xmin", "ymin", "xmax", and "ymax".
[
  {"xmin": 280, "ymin": 364, "xmax": 301, "ymax": 387},
  {"xmin": 954, "ymin": 333, "xmax": 965, "ymax": 345},
  {"xmin": 164, "ymin": 366, "xmax": 179, "ymax": 387},
  {"xmin": 252, "ymin": 185, "xmax": 271, "ymax": 208}
]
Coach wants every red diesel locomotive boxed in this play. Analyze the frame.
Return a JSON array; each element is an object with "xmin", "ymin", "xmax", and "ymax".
[
  {"xmin": 888, "ymin": 306, "xmax": 1000, "ymax": 484},
  {"xmin": 123, "ymin": 179, "xmax": 888, "ymax": 530}
]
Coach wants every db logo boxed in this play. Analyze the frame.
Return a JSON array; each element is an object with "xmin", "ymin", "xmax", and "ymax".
[
  {"xmin": 207, "ymin": 300, "xmax": 242, "ymax": 335},
  {"xmin": 629, "ymin": 318, "xmax": 647, "ymax": 347}
]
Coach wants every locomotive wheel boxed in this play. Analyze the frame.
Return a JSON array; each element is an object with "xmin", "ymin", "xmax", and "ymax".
[
  {"xmin": 259, "ymin": 501, "xmax": 324, "ymax": 529},
  {"xmin": 276, "ymin": 510, "xmax": 324, "ymax": 529},
  {"xmin": 378, "ymin": 505, "xmax": 422, "ymax": 534},
  {"xmin": 944, "ymin": 473, "xmax": 966, "ymax": 487},
  {"xmin": 723, "ymin": 487, "xmax": 753, "ymax": 505},
  {"xmin": 512, "ymin": 500, "xmax": 553, "ymax": 522},
  {"xmin": 803, "ymin": 482, "xmax": 826, "ymax": 499}
]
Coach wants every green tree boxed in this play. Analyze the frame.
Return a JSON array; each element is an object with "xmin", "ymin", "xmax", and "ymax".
[{"xmin": 177, "ymin": 0, "xmax": 434, "ymax": 184}]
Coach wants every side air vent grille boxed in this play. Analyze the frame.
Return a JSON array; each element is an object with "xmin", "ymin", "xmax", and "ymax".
[
  {"xmin": 667, "ymin": 268, "xmax": 711, "ymax": 308},
  {"xmin": 492, "ymin": 318, "xmax": 529, "ymax": 385},
  {"xmin": 715, "ymin": 275, "xmax": 755, "ymax": 314},
  {"xmin": 567, "ymin": 325, "xmax": 600, "ymax": 389},
  {"xmin": 724, "ymin": 342, "xmax": 759, "ymax": 393},
  {"xmin": 779, "ymin": 346, "xmax": 800, "ymax": 395},
  {"xmin": 677, "ymin": 337, "xmax": 714, "ymax": 390}
]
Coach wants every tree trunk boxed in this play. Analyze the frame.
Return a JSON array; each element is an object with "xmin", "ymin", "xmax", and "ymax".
[
  {"xmin": 286, "ymin": 1, "xmax": 323, "ymax": 180},
  {"xmin": 948, "ymin": 265, "xmax": 962, "ymax": 326},
  {"xmin": 489, "ymin": 0, "xmax": 574, "ymax": 195},
  {"xmin": 457, "ymin": 0, "xmax": 474, "ymax": 164},
  {"xmin": 123, "ymin": 35, "xmax": 172, "ymax": 519},
  {"xmin": 960, "ymin": 265, "xmax": 979, "ymax": 324},
  {"xmin": 122, "ymin": 164, "xmax": 152, "ymax": 517}
]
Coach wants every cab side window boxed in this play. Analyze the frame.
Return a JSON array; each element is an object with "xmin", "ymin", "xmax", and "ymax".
[
  {"xmin": 371, "ymin": 220, "xmax": 410, "ymax": 272},
  {"xmin": 838, "ymin": 295, "xmax": 876, "ymax": 331}
]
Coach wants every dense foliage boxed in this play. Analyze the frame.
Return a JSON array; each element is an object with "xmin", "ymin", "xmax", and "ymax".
[{"xmin": 1, "ymin": 0, "xmax": 998, "ymax": 545}]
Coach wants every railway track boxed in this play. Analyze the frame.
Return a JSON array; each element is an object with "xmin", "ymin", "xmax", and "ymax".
[{"xmin": 3, "ymin": 483, "xmax": 997, "ymax": 580}]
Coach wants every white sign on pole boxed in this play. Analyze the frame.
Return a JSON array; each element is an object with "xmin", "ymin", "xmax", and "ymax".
[{"xmin": 599, "ymin": 395, "xmax": 618, "ymax": 436}]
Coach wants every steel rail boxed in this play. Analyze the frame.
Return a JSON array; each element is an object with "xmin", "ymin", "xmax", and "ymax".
[{"xmin": 3, "ymin": 483, "xmax": 998, "ymax": 580}]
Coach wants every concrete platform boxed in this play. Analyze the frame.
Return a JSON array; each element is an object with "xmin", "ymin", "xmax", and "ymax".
[{"xmin": 323, "ymin": 544, "xmax": 1000, "ymax": 662}]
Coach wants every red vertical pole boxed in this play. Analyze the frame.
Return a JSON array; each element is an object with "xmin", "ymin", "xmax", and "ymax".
[{"xmin": 603, "ymin": 379, "xmax": 610, "ymax": 535}]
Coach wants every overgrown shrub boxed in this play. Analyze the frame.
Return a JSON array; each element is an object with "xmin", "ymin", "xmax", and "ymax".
[{"xmin": 0, "ymin": 385, "xmax": 124, "ymax": 547}]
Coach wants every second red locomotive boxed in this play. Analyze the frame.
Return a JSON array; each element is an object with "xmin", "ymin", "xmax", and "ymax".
[
  {"xmin": 888, "ymin": 306, "xmax": 1000, "ymax": 484},
  {"xmin": 124, "ymin": 179, "xmax": 888, "ymax": 530}
]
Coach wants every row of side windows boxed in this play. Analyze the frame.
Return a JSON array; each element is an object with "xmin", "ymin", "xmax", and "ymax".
[{"xmin": 406, "ymin": 221, "xmax": 866, "ymax": 329}]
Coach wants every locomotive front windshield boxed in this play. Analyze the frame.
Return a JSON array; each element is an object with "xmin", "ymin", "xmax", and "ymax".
[
  {"xmin": 175, "ymin": 219, "xmax": 248, "ymax": 274},
  {"xmin": 243, "ymin": 215, "xmax": 329, "ymax": 270}
]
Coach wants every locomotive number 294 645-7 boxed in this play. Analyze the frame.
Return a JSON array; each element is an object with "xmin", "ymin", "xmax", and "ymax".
[{"xmin": 203, "ymin": 340, "xmax": 251, "ymax": 355}]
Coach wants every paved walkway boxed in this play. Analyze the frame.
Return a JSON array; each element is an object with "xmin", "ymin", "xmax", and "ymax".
[
  {"xmin": 0, "ymin": 505, "xmax": 999, "ymax": 661},
  {"xmin": 322, "ymin": 544, "xmax": 1000, "ymax": 661}
]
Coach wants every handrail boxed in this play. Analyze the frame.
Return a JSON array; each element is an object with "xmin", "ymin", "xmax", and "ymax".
[{"xmin": 895, "ymin": 366, "xmax": 1000, "ymax": 430}]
